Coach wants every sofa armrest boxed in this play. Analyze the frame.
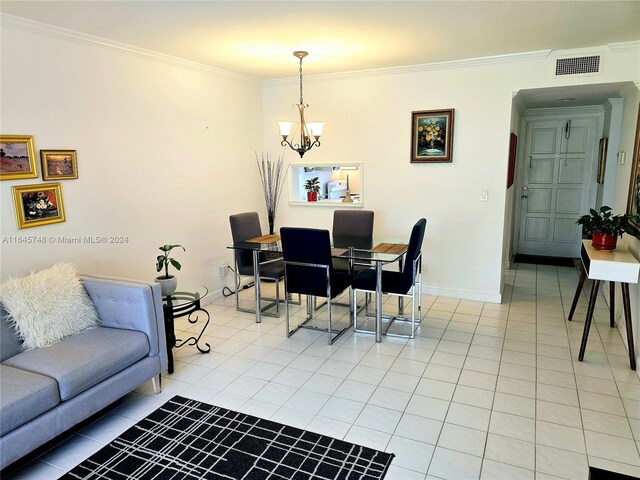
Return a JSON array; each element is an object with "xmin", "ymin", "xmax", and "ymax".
[{"xmin": 80, "ymin": 275, "xmax": 167, "ymax": 371}]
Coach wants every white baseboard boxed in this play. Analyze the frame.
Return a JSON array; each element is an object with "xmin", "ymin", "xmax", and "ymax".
[{"xmin": 423, "ymin": 285, "xmax": 502, "ymax": 304}]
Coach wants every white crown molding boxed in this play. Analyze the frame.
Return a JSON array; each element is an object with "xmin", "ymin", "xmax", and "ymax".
[
  {"xmin": 264, "ymin": 50, "xmax": 553, "ymax": 86},
  {"xmin": 607, "ymin": 41, "xmax": 640, "ymax": 53},
  {"xmin": 0, "ymin": 13, "xmax": 258, "ymax": 84}
]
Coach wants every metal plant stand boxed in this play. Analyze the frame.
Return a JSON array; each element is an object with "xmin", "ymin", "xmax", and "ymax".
[{"xmin": 163, "ymin": 286, "xmax": 210, "ymax": 374}]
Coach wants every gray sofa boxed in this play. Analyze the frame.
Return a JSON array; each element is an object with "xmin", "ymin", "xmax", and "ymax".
[{"xmin": 0, "ymin": 274, "xmax": 168, "ymax": 469}]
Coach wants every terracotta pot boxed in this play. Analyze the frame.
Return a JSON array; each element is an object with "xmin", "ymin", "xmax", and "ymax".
[
  {"xmin": 307, "ymin": 191, "xmax": 318, "ymax": 202},
  {"xmin": 592, "ymin": 232, "xmax": 618, "ymax": 251}
]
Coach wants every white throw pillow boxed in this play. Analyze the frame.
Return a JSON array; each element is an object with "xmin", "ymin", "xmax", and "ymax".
[{"xmin": 0, "ymin": 263, "xmax": 101, "ymax": 350}]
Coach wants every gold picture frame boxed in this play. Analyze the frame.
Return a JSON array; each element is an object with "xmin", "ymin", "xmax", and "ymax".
[
  {"xmin": 12, "ymin": 183, "xmax": 66, "ymax": 229},
  {"xmin": 1, "ymin": 135, "xmax": 38, "ymax": 180},
  {"xmin": 597, "ymin": 137, "xmax": 608, "ymax": 185},
  {"xmin": 41, "ymin": 150, "xmax": 78, "ymax": 180},
  {"xmin": 626, "ymin": 104, "xmax": 640, "ymax": 236}
]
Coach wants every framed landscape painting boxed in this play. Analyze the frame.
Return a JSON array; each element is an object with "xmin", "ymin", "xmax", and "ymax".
[
  {"xmin": 626, "ymin": 104, "xmax": 640, "ymax": 236},
  {"xmin": 411, "ymin": 109, "xmax": 455, "ymax": 163},
  {"xmin": 12, "ymin": 183, "xmax": 66, "ymax": 229},
  {"xmin": 41, "ymin": 150, "xmax": 78, "ymax": 180},
  {"xmin": 1, "ymin": 135, "xmax": 38, "ymax": 180}
]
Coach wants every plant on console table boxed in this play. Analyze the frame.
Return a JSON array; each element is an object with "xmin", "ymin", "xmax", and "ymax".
[
  {"xmin": 304, "ymin": 177, "xmax": 320, "ymax": 202},
  {"xmin": 576, "ymin": 206, "xmax": 633, "ymax": 251},
  {"xmin": 155, "ymin": 244, "xmax": 185, "ymax": 296}
]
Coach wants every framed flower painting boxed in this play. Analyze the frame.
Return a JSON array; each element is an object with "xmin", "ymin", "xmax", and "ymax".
[
  {"xmin": 12, "ymin": 183, "xmax": 66, "ymax": 229},
  {"xmin": 411, "ymin": 109, "xmax": 455, "ymax": 163}
]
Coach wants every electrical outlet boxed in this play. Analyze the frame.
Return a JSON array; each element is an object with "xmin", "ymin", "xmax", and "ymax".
[
  {"xmin": 480, "ymin": 189, "xmax": 489, "ymax": 202},
  {"xmin": 618, "ymin": 152, "xmax": 626, "ymax": 165},
  {"xmin": 219, "ymin": 265, "xmax": 227, "ymax": 278}
]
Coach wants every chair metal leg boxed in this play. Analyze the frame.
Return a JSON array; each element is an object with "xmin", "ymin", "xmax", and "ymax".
[
  {"xmin": 285, "ymin": 279, "xmax": 291, "ymax": 338},
  {"xmin": 275, "ymin": 278, "xmax": 280, "ymax": 316},
  {"xmin": 327, "ymin": 297, "xmax": 333, "ymax": 345}
]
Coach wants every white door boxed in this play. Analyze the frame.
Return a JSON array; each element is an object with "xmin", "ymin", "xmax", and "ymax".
[{"xmin": 517, "ymin": 117, "xmax": 597, "ymax": 257}]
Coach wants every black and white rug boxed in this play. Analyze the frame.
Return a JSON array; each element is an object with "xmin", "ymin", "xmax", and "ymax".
[{"xmin": 63, "ymin": 395, "xmax": 394, "ymax": 480}]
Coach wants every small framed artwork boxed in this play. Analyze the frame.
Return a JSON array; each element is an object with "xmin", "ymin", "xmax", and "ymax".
[
  {"xmin": 411, "ymin": 109, "xmax": 455, "ymax": 163},
  {"xmin": 507, "ymin": 133, "xmax": 518, "ymax": 188},
  {"xmin": 12, "ymin": 183, "xmax": 66, "ymax": 229},
  {"xmin": 626, "ymin": 104, "xmax": 640, "ymax": 236},
  {"xmin": 597, "ymin": 138, "xmax": 608, "ymax": 184},
  {"xmin": 40, "ymin": 150, "xmax": 78, "ymax": 180},
  {"xmin": 0, "ymin": 135, "xmax": 38, "ymax": 180}
]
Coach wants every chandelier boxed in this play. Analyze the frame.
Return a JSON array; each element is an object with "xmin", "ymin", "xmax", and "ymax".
[{"xmin": 278, "ymin": 51, "xmax": 324, "ymax": 158}]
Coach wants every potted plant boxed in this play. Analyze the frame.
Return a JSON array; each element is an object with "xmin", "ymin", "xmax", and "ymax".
[
  {"xmin": 155, "ymin": 244, "xmax": 185, "ymax": 296},
  {"xmin": 304, "ymin": 176, "xmax": 320, "ymax": 202},
  {"xmin": 576, "ymin": 206, "xmax": 632, "ymax": 251}
]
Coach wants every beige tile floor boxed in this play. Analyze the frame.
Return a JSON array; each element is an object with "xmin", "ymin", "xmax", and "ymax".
[{"xmin": 7, "ymin": 263, "xmax": 640, "ymax": 479}]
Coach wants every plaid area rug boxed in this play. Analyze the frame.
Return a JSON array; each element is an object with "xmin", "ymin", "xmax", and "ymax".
[{"xmin": 63, "ymin": 395, "xmax": 394, "ymax": 479}]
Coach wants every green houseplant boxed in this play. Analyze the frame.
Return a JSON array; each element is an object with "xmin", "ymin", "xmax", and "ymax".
[
  {"xmin": 576, "ymin": 206, "xmax": 632, "ymax": 251},
  {"xmin": 155, "ymin": 244, "xmax": 185, "ymax": 296},
  {"xmin": 304, "ymin": 176, "xmax": 320, "ymax": 202}
]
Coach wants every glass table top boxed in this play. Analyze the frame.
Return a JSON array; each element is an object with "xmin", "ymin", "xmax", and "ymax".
[
  {"xmin": 228, "ymin": 236, "xmax": 407, "ymax": 263},
  {"xmin": 163, "ymin": 284, "xmax": 209, "ymax": 307}
]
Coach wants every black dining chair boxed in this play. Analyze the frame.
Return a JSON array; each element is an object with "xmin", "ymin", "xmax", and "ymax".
[
  {"xmin": 229, "ymin": 212, "xmax": 285, "ymax": 317},
  {"xmin": 280, "ymin": 227, "xmax": 352, "ymax": 345},
  {"xmin": 352, "ymin": 218, "xmax": 426, "ymax": 339},
  {"xmin": 332, "ymin": 209, "xmax": 375, "ymax": 275}
]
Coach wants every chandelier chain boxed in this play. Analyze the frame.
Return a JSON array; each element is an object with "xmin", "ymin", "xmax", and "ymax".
[{"xmin": 299, "ymin": 56, "xmax": 304, "ymax": 106}]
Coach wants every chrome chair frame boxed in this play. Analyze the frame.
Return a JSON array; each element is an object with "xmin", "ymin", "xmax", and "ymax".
[
  {"xmin": 353, "ymin": 252, "xmax": 423, "ymax": 339},
  {"xmin": 284, "ymin": 260, "xmax": 351, "ymax": 345},
  {"xmin": 233, "ymin": 249, "xmax": 283, "ymax": 318}
]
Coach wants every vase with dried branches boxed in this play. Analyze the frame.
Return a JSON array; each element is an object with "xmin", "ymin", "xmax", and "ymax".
[{"xmin": 256, "ymin": 152, "xmax": 287, "ymax": 235}]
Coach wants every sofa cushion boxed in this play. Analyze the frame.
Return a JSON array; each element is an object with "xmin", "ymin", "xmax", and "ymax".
[
  {"xmin": 3, "ymin": 327, "xmax": 149, "ymax": 401},
  {"xmin": 0, "ymin": 365, "xmax": 60, "ymax": 435},
  {"xmin": 0, "ymin": 263, "xmax": 100, "ymax": 350}
]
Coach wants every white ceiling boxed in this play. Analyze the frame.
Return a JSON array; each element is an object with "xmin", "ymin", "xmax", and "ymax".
[{"xmin": 1, "ymin": 1, "xmax": 639, "ymax": 79}]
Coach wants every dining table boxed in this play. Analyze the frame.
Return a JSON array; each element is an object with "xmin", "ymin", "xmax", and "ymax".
[{"xmin": 227, "ymin": 234, "xmax": 408, "ymax": 342}]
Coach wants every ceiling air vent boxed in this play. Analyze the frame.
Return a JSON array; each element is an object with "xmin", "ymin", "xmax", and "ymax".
[{"xmin": 555, "ymin": 55, "xmax": 600, "ymax": 76}]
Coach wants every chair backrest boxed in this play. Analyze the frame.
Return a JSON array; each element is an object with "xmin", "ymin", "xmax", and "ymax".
[
  {"xmin": 399, "ymin": 218, "xmax": 427, "ymax": 293},
  {"xmin": 280, "ymin": 227, "xmax": 333, "ymax": 297},
  {"xmin": 332, "ymin": 210, "xmax": 374, "ymax": 249},
  {"xmin": 229, "ymin": 212, "xmax": 262, "ymax": 276}
]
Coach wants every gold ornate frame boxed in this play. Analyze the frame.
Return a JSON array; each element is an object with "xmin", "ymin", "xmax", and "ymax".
[
  {"xmin": 41, "ymin": 150, "xmax": 78, "ymax": 180},
  {"xmin": 1, "ymin": 135, "xmax": 38, "ymax": 180},
  {"xmin": 12, "ymin": 183, "xmax": 66, "ymax": 229}
]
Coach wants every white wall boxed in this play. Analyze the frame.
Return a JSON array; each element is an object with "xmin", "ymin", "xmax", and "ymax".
[
  {"xmin": 263, "ymin": 46, "xmax": 640, "ymax": 302},
  {"xmin": 0, "ymin": 24, "xmax": 263, "ymax": 293},
  {"xmin": 2, "ymin": 20, "xmax": 638, "ymax": 306}
]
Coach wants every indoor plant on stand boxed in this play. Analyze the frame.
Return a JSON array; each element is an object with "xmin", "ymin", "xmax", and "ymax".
[
  {"xmin": 304, "ymin": 177, "xmax": 320, "ymax": 202},
  {"xmin": 155, "ymin": 244, "xmax": 185, "ymax": 296},
  {"xmin": 576, "ymin": 206, "xmax": 632, "ymax": 251}
]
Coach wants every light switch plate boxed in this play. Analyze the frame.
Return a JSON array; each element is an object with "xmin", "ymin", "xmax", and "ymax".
[{"xmin": 480, "ymin": 190, "xmax": 489, "ymax": 202}]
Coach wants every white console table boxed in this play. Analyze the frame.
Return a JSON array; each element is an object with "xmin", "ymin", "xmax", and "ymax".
[{"xmin": 568, "ymin": 240, "xmax": 639, "ymax": 370}]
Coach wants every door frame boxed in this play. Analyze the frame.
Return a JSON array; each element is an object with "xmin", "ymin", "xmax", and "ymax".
[{"xmin": 512, "ymin": 105, "xmax": 604, "ymax": 257}]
